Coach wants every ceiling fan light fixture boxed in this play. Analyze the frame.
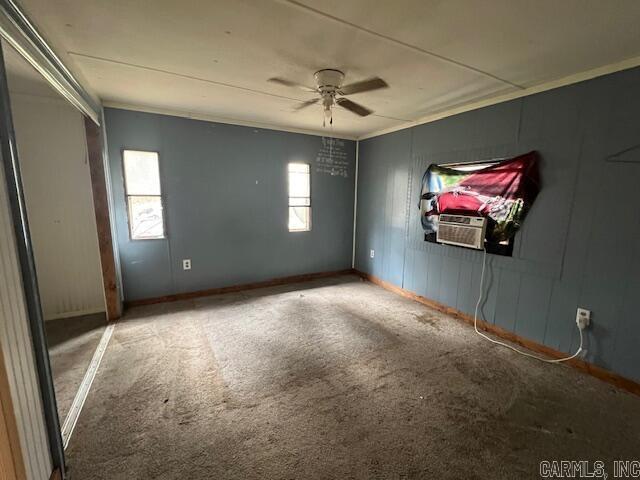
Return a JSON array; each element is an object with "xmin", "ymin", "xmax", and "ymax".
[
  {"xmin": 269, "ymin": 68, "xmax": 389, "ymax": 126},
  {"xmin": 323, "ymin": 104, "xmax": 333, "ymax": 127}
]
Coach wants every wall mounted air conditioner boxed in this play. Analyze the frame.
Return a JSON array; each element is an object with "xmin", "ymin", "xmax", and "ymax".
[{"xmin": 437, "ymin": 214, "xmax": 487, "ymax": 250}]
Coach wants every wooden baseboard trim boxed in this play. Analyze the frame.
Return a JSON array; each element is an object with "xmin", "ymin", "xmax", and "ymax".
[
  {"xmin": 356, "ymin": 270, "xmax": 640, "ymax": 397},
  {"xmin": 125, "ymin": 269, "xmax": 356, "ymax": 307}
]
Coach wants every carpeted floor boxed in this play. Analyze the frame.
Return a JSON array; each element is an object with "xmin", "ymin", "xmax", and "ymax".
[
  {"xmin": 45, "ymin": 312, "xmax": 107, "ymax": 421},
  {"xmin": 65, "ymin": 275, "xmax": 639, "ymax": 479}
]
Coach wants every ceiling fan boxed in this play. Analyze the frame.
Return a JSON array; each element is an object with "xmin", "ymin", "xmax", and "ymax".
[{"xmin": 268, "ymin": 69, "xmax": 388, "ymax": 126}]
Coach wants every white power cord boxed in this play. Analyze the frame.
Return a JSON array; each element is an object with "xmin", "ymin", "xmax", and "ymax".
[{"xmin": 474, "ymin": 248, "xmax": 584, "ymax": 363}]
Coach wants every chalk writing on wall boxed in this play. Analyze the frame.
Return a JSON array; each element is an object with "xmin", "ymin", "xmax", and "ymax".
[{"xmin": 316, "ymin": 137, "xmax": 348, "ymax": 177}]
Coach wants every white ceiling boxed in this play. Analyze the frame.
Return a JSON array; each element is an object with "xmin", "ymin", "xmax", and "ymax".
[{"xmin": 17, "ymin": 0, "xmax": 640, "ymax": 139}]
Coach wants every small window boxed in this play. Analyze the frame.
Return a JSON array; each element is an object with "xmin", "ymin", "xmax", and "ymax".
[
  {"xmin": 123, "ymin": 150, "xmax": 165, "ymax": 240},
  {"xmin": 288, "ymin": 163, "xmax": 311, "ymax": 232}
]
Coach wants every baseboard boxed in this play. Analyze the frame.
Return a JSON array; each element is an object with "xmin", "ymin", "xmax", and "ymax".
[
  {"xmin": 356, "ymin": 270, "xmax": 640, "ymax": 397},
  {"xmin": 44, "ymin": 307, "xmax": 105, "ymax": 321},
  {"xmin": 125, "ymin": 269, "xmax": 356, "ymax": 307}
]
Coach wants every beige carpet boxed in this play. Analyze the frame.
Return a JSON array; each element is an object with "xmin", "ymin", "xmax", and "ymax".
[
  {"xmin": 46, "ymin": 312, "xmax": 107, "ymax": 421},
  {"xmin": 65, "ymin": 275, "xmax": 639, "ymax": 479}
]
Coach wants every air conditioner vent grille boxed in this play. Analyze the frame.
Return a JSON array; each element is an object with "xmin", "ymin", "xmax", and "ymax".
[
  {"xmin": 437, "ymin": 214, "xmax": 486, "ymax": 250},
  {"xmin": 439, "ymin": 223, "xmax": 478, "ymax": 245}
]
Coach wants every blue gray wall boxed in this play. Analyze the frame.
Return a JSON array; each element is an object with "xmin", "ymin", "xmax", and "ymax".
[
  {"xmin": 355, "ymin": 67, "xmax": 640, "ymax": 382},
  {"xmin": 105, "ymin": 108, "xmax": 355, "ymax": 301}
]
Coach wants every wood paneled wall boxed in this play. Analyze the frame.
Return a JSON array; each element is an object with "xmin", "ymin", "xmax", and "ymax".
[
  {"xmin": 11, "ymin": 93, "xmax": 105, "ymax": 320},
  {"xmin": 0, "ymin": 144, "xmax": 51, "ymax": 480},
  {"xmin": 0, "ymin": 343, "xmax": 25, "ymax": 480},
  {"xmin": 355, "ymin": 66, "xmax": 640, "ymax": 383}
]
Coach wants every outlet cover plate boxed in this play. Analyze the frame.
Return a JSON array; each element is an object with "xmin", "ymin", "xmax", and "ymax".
[{"xmin": 576, "ymin": 308, "xmax": 590, "ymax": 327}]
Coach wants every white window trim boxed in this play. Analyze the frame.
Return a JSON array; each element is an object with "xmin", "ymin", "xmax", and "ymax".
[
  {"xmin": 122, "ymin": 149, "xmax": 166, "ymax": 240},
  {"xmin": 288, "ymin": 162, "xmax": 311, "ymax": 232}
]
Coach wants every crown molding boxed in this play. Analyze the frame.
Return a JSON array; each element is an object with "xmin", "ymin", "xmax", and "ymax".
[
  {"xmin": 358, "ymin": 55, "xmax": 640, "ymax": 141},
  {"xmin": 102, "ymin": 101, "xmax": 358, "ymax": 141}
]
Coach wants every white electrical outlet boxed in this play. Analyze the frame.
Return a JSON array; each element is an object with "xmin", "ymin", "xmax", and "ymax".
[
  {"xmin": 576, "ymin": 308, "xmax": 590, "ymax": 330},
  {"xmin": 370, "ymin": 249, "xmax": 375, "ymax": 258},
  {"xmin": 183, "ymin": 259, "xmax": 191, "ymax": 270}
]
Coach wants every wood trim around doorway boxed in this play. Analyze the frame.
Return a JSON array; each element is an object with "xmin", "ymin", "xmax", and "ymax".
[{"xmin": 84, "ymin": 116, "xmax": 121, "ymax": 321}]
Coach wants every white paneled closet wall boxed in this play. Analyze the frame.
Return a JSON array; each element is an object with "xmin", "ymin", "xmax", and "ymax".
[{"xmin": 10, "ymin": 93, "xmax": 104, "ymax": 320}]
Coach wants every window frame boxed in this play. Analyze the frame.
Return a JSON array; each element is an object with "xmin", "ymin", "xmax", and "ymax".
[
  {"xmin": 121, "ymin": 148, "xmax": 167, "ymax": 241},
  {"xmin": 287, "ymin": 162, "xmax": 312, "ymax": 232},
  {"xmin": 428, "ymin": 157, "xmax": 515, "ymax": 256}
]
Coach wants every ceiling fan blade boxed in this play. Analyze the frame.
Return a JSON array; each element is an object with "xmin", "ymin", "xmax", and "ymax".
[
  {"xmin": 294, "ymin": 98, "xmax": 319, "ymax": 110},
  {"xmin": 336, "ymin": 98, "xmax": 373, "ymax": 117},
  {"xmin": 268, "ymin": 77, "xmax": 316, "ymax": 92},
  {"xmin": 339, "ymin": 77, "xmax": 388, "ymax": 95}
]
